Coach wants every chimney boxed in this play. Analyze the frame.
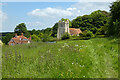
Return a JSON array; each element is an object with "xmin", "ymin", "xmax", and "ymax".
[
  {"xmin": 29, "ymin": 36, "xmax": 31, "ymax": 40},
  {"xmin": 21, "ymin": 33, "xmax": 23, "ymax": 36},
  {"xmin": 15, "ymin": 33, "xmax": 17, "ymax": 37}
]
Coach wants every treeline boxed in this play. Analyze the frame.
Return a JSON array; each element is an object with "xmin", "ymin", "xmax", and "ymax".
[{"xmin": 2, "ymin": 0, "xmax": 120, "ymax": 44}]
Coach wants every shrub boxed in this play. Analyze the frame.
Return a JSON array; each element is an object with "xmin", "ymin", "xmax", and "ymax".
[
  {"xmin": 31, "ymin": 34, "xmax": 40, "ymax": 42},
  {"xmin": 42, "ymin": 34, "xmax": 51, "ymax": 42},
  {"xmin": 86, "ymin": 31, "xmax": 94, "ymax": 37},
  {"xmin": 61, "ymin": 32, "xmax": 70, "ymax": 40},
  {"xmin": 79, "ymin": 30, "xmax": 94, "ymax": 38}
]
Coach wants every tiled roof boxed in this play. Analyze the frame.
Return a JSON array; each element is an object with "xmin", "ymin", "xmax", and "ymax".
[
  {"xmin": 69, "ymin": 28, "xmax": 82, "ymax": 35},
  {"xmin": 9, "ymin": 35, "xmax": 30, "ymax": 44}
]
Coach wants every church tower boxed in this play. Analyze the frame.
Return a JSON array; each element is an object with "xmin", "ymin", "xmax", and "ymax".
[{"xmin": 57, "ymin": 19, "xmax": 69, "ymax": 39}]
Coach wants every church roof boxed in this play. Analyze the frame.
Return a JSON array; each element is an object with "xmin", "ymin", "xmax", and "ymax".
[{"xmin": 69, "ymin": 28, "xmax": 82, "ymax": 35}]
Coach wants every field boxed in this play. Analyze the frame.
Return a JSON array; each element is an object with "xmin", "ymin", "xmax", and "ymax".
[{"xmin": 2, "ymin": 38, "xmax": 118, "ymax": 78}]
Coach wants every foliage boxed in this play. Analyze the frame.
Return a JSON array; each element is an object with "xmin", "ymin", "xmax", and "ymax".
[
  {"xmin": 38, "ymin": 33, "xmax": 44, "ymax": 39},
  {"xmin": 2, "ymin": 38, "xmax": 118, "ymax": 78},
  {"xmin": 60, "ymin": 18, "xmax": 72, "ymax": 28},
  {"xmin": 79, "ymin": 30, "xmax": 94, "ymax": 38},
  {"xmin": 61, "ymin": 32, "xmax": 70, "ymax": 40},
  {"xmin": 42, "ymin": 28, "xmax": 52, "ymax": 36},
  {"xmin": 31, "ymin": 34, "xmax": 40, "ymax": 42},
  {"xmin": 14, "ymin": 23, "xmax": 30, "ymax": 38},
  {"xmin": 108, "ymin": 1, "xmax": 120, "ymax": 37},
  {"xmin": 2, "ymin": 33, "xmax": 14, "ymax": 44},
  {"xmin": 72, "ymin": 10, "xmax": 110, "ymax": 35},
  {"xmin": 51, "ymin": 23, "xmax": 58, "ymax": 37},
  {"xmin": 42, "ymin": 34, "xmax": 51, "ymax": 42}
]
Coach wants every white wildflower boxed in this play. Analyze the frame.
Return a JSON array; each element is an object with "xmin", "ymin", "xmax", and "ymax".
[
  {"xmin": 75, "ymin": 44, "xmax": 78, "ymax": 47},
  {"xmin": 72, "ymin": 63, "xmax": 74, "ymax": 64},
  {"xmin": 64, "ymin": 43, "xmax": 67, "ymax": 45},
  {"xmin": 83, "ymin": 76, "xmax": 85, "ymax": 77},
  {"xmin": 58, "ymin": 49, "xmax": 61, "ymax": 51}
]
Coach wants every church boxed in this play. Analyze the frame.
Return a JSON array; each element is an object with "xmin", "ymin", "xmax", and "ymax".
[{"xmin": 57, "ymin": 20, "xmax": 82, "ymax": 39}]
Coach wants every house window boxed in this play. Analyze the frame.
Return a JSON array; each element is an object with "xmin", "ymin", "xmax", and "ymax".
[
  {"xmin": 23, "ymin": 39, "xmax": 28, "ymax": 40},
  {"xmin": 11, "ymin": 43, "xmax": 13, "ymax": 45}
]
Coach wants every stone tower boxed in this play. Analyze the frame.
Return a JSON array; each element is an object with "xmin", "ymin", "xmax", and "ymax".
[{"xmin": 57, "ymin": 20, "xmax": 69, "ymax": 39}]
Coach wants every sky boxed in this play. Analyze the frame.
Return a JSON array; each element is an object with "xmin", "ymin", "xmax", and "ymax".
[{"xmin": 0, "ymin": 0, "xmax": 116, "ymax": 32}]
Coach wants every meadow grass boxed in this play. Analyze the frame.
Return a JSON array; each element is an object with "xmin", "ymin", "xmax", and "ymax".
[{"xmin": 2, "ymin": 38, "xmax": 118, "ymax": 78}]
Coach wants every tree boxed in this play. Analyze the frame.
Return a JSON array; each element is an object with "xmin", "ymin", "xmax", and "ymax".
[
  {"xmin": 31, "ymin": 34, "xmax": 40, "ymax": 42},
  {"xmin": 14, "ymin": 23, "xmax": 30, "ymax": 37},
  {"xmin": 38, "ymin": 32, "xmax": 44, "ymax": 39},
  {"xmin": 72, "ymin": 10, "xmax": 110, "ymax": 35},
  {"xmin": 108, "ymin": 1, "xmax": 120, "ymax": 37},
  {"xmin": 2, "ymin": 33, "xmax": 14, "ymax": 44},
  {"xmin": 42, "ymin": 34, "xmax": 51, "ymax": 42},
  {"xmin": 51, "ymin": 23, "xmax": 58, "ymax": 37}
]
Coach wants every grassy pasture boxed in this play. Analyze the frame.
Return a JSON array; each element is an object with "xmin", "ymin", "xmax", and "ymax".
[{"xmin": 2, "ymin": 38, "xmax": 118, "ymax": 78}]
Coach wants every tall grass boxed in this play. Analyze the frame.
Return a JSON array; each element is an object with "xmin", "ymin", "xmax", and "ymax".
[{"xmin": 2, "ymin": 38, "xmax": 118, "ymax": 78}]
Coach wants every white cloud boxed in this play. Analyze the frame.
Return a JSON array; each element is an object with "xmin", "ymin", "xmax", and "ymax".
[
  {"xmin": 28, "ymin": 7, "xmax": 80, "ymax": 18},
  {"xmin": 71, "ymin": 2, "xmax": 110, "ymax": 16},
  {"xmin": 67, "ymin": 8, "xmax": 77, "ymax": 11}
]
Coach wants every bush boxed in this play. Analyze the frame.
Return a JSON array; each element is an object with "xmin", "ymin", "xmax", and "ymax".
[
  {"xmin": 61, "ymin": 32, "xmax": 70, "ymax": 40},
  {"xmin": 86, "ymin": 31, "xmax": 94, "ymax": 37},
  {"xmin": 79, "ymin": 30, "xmax": 94, "ymax": 38},
  {"xmin": 42, "ymin": 34, "xmax": 51, "ymax": 42},
  {"xmin": 31, "ymin": 34, "xmax": 40, "ymax": 42}
]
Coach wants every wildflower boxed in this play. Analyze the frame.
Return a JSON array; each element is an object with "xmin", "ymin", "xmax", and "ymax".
[
  {"xmin": 58, "ymin": 49, "xmax": 61, "ymax": 51},
  {"xmin": 83, "ymin": 76, "xmax": 85, "ymax": 77},
  {"xmin": 64, "ymin": 43, "xmax": 67, "ymax": 45},
  {"xmin": 66, "ymin": 45, "xmax": 69, "ymax": 47},
  {"xmin": 79, "ymin": 65, "xmax": 81, "ymax": 67},
  {"xmin": 82, "ymin": 65, "xmax": 84, "ymax": 67},
  {"xmin": 75, "ymin": 44, "xmax": 78, "ymax": 47},
  {"xmin": 72, "ymin": 63, "xmax": 74, "ymax": 64}
]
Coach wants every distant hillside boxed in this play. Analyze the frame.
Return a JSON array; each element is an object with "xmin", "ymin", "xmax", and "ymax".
[{"xmin": 0, "ymin": 32, "xmax": 14, "ymax": 37}]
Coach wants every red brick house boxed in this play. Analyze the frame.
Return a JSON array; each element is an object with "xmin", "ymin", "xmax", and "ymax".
[
  {"xmin": 69, "ymin": 28, "xmax": 82, "ymax": 36},
  {"xmin": 8, "ymin": 33, "xmax": 31, "ymax": 46}
]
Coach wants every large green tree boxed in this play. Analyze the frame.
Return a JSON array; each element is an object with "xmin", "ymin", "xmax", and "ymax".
[
  {"xmin": 108, "ymin": 1, "xmax": 120, "ymax": 37},
  {"xmin": 72, "ymin": 10, "xmax": 110, "ymax": 34},
  {"xmin": 51, "ymin": 23, "xmax": 58, "ymax": 37},
  {"xmin": 14, "ymin": 23, "xmax": 30, "ymax": 37}
]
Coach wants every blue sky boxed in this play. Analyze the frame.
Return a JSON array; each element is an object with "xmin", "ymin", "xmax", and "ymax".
[{"xmin": 0, "ymin": 2, "xmax": 113, "ymax": 32}]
